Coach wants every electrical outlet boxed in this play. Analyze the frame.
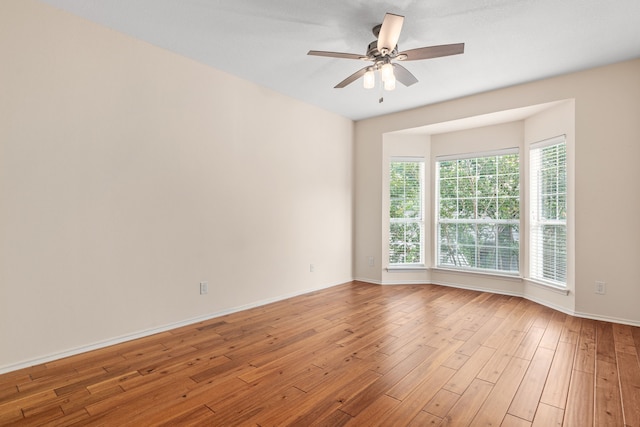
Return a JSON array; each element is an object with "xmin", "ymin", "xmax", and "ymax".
[
  {"xmin": 310, "ymin": 264, "xmax": 315, "ymax": 273},
  {"xmin": 595, "ymin": 281, "xmax": 606, "ymax": 295},
  {"xmin": 200, "ymin": 281, "xmax": 208, "ymax": 295},
  {"xmin": 367, "ymin": 256, "xmax": 374, "ymax": 267}
]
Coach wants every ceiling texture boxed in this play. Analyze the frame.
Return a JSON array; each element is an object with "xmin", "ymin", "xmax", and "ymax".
[{"xmin": 39, "ymin": 0, "xmax": 640, "ymax": 121}]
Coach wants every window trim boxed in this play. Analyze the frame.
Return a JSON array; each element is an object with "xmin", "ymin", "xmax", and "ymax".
[
  {"xmin": 388, "ymin": 157, "xmax": 425, "ymax": 266},
  {"xmin": 529, "ymin": 135, "xmax": 567, "ymax": 287},
  {"xmin": 435, "ymin": 147, "xmax": 519, "ymax": 162}
]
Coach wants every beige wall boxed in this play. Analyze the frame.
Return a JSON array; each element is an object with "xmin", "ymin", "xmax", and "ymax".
[
  {"xmin": 355, "ymin": 59, "xmax": 640, "ymax": 325},
  {"xmin": 0, "ymin": 0, "xmax": 353, "ymax": 371}
]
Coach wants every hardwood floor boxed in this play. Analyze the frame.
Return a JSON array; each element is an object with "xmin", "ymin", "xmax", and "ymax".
[{"xmin": 1, "ymin": 281, "xmax": 639, "ymax": 426}]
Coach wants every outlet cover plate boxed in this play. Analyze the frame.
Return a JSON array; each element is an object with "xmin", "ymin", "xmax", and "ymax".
[{"xmin": 200, "ymin": 281, "xmax": 208, "ymax": 295}]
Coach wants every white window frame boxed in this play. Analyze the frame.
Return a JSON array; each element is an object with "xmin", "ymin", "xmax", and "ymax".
[
  {"xmin": 529, "ymin": 135, "xmax": 567, "ymax": 287},
  {"xmin": 435, "ymin": 148, "xmax": 521, "ymax": 275},
  {"xmin": 388, "ymin": 157, "xmax": 425, "ymax": 266}
]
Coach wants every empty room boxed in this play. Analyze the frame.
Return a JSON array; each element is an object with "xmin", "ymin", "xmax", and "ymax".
[{"xmin": 1, "ymin": 0, "xmax": 639, "ymax": 425}]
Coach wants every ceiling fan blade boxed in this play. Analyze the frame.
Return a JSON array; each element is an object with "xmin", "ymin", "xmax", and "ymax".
[
  {"xmin": 398, "ymin": 43, "xmax": 465, "ymax": 61},
  {"xmin": 377, "ymin": 13, "xmax": 404, "ymax": 55},
  {"xmin": 307, "ymin": 50, "xmax": 366, "ymax": 60},
  {"xmin": 334, "ymin": 67, "xmax": 369, "ymax": 88},
  {"xmin": 393, "ymin": 64, "xmax": 418, "ymax": 87}
]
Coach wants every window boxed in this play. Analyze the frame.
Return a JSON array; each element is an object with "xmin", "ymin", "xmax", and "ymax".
[
  {"xmin": 437, "ymin": 150, "xmax": 520, "ymax": 273},
  {"xmin": 389, "ymin": 158, "xmax": 424, "ymax": 265},
  {"xmin": 530, "ymin": 136, "xmax": 567, "ymax": 286}
]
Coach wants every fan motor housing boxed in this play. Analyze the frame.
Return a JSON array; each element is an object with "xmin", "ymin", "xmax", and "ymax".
[{"xmin": 366, "ymin": 40, "xmax": 398, "ymax": 59}]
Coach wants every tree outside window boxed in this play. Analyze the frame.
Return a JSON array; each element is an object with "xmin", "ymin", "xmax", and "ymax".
[
  {"xmin": 389, "ymin": 160, "xmax": 424, "ymax": 264},
  {"xmin": 437, "ymin": 152, "xmax": 520, "ymax": 273}
]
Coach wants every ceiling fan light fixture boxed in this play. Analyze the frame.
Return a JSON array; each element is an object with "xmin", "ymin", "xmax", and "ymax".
[
  {"xmin": 384, "ymin": 74, "xmax": 396, "ymax": 91},
  {"xmin": 381, "ymin": 62, "xmax": 394, "ymax": 83},
  {"xmin": 363, "ymin": 68, "xmax": 375, "ymax": 89}
]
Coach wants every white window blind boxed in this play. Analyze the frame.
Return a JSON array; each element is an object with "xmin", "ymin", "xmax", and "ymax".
[
  {"xmin": 389, "ymin": 158, "xmax": 424, "ymax": 264},
  {"xmin": 436, "ymin": 150, "xmax": 520, "ymax": 273},
  {"xmin": 529, "ymin": 136, "xmax": 567, "ymax": 286}
]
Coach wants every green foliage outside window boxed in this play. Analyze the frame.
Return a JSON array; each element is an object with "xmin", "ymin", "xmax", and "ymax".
[
  {"xmin": 389, "ymin": 161, "xmax": 424, "ymax": 264},
  {"xmin": 438, "ymin": 153, "xmax": 520, "ymax": 273},
  {"xmin": 531, "ymin": 142, "xmax": 567, "ymax": 284}
]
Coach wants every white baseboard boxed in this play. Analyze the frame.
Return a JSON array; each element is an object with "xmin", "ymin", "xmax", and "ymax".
[
  {"xmin": 0, "ymin": 279, "xmax": 349, "ymax": 375},
  {"xmin": 572, "ymin": 311, "xmax": 640, "ymax": 328},
  {"xmin": 353, "ymin": 276, "xmax": 383, "ymax": 285}
]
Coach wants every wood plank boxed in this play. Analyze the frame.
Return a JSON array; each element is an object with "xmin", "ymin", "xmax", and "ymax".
[
  {"xmin": 156, "ymin": 405, "xmax": 215, "ymax": 426},
  {"xmin": 510, "ymin": 303, "xmax": 543, "ymax": 334},
  {"xmin": 407, "ymin": 411, "xmax": 443, "ymax": 426},
  {"xmin": 538, "ymin": 311, "xmax": 566, "ymax": 351},
  {"xmin": 12, "ymin": 406, "xmax": 65, "ymax": 425},
  {"xmin": 58, "ymin": 384, "xmax": 124, "ymax": 416},
  {"xmin": 212, "ymin": 386, "xmax": 307, "ymax": 426},
  {"xmin": 237, "ymin": 324, "xmax": 353, "ymax": 384},
  {"xmin": 508, "ymin": 347, "xmax": 555, "ymax": 421},
  {"xmin": 594, "ymin": 359, "xmax": 623, "ymax": 426},
  {"xmin": 455, "ymin": 316, "xmax": 505, "ymax": 357},
  {"xmin": 83, "ymin": 372, "xmax": 197, "ymax": 417},
  {"xmin": 540, "ymin": 340, "xmax": 577, "ymax": 409},
  {"xmin": 39, "ymin": 409, "xmax": 91, "ymax": 426},
  {"xmin": 477, "ymin": 330, "xmax": 526, "ymax": 383},
  {"xmin": 559, "ymin": 316, "xmax": 582, "ymax": 345},
  {"xmin": 381, "ymin": 366, "xmax": 457, "ymax": 427},
  {"xmin": 563, "ymin": 370, "xmax": 593, "ymax": 427},
  {"xmin": 502, "ymin": 414, "xmax": 532, "ymax": 427},
  {"xmin": 0, "ymin": 406, "xmax": 23, "ymax": 425},
  {"xmin": 612, "ymin": 323, "xmax": 638, "ymax": 355},
  {"xmin": 279, "ymin": 369, "xmax": 380, "ymax": 426},
  {"xmin": 423, "ymin": 388, "xmax": 460, "ymax": 418},
  {"xmin": 513, "ymin": 327, "xmax": 546, "ymax": 360},
  {"xmin": 573, "ymin": 318, "xmax": 596, "ymax": 374},
  {"xmin": 444, "ymin": 345, "xmax": 495, "ymax": 395},
  {"xmin": 492, "ymin": 296, "xmax": 521, "ymax": 319},
  {"xmin": 308, "ymin": 409, "xmax": 353, "ymax": 427},
  {"xmin": 469, "ymin": 356, "xmax": 530, "ymax": 427},
  {"xmin": 595, "ymin": 321, "xmax": 616, "ymax": 364},
  {"xmin": 617, "ymin": 352, "xmax": 640, "ymax": 427},
  {"xmin": 343, "ymin": 394, "xmax": 400, "ymax": 427},
  {"xmin": 339, "ymin": 344, "xmax": 439, "ymax": 417},
  {"xmin": 440, "ymin": 378, "xmax": 493, "ymax": 426},
  {"xmin": 532, "ymin": 402, "xmax": 563, "ymax": 427},
  {"xmin": 385, "ymin": 339, "xmax": 462, "ymax": 401},
  {"xmin": 0, "ymin": 389, "xmax": 58, "ymax": 421},
  {"xmin": 441, "ymin": 352, "xmax": 469, "ymax": 370}
]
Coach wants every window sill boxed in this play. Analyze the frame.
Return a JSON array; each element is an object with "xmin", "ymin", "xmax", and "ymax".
[
  {"xmin": 431, "ymin": 267, "xmax": 522, "ymax": 281},
  {"xmin": 386, "ymin": 265, "xmax": 428, "ymax": 272}
]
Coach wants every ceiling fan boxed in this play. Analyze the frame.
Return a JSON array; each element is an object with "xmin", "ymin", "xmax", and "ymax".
[{"xmin": 308, "ymin": 13, "xmax": 464, "ymax": 96}]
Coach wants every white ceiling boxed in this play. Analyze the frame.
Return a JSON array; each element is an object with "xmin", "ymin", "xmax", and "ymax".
[{"xmin": 39, "ymin": 0, "xmax": 640, "ymax": 121}]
